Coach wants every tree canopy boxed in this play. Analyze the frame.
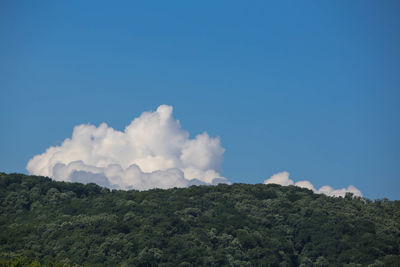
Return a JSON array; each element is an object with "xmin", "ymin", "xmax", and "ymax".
[{"xmin": 0, "ymin": 172, "xmax": 399, "ymax": 266}]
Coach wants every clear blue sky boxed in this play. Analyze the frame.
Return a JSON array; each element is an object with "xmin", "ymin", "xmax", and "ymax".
[{"xmin": 1, "ymin": 1, "xmax": 399, "ymax": 199}]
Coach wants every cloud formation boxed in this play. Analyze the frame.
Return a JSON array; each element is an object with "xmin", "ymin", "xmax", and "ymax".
[
  {"xmin": 27, "ymin": 105, "xmax": 227, "ymax": 190},
  {"xmin": 264, "ymin": 171, "xmax": 362, "ymax": 197},
  {"xmin": 27, "ymin": 104, "xmax": 363, "ymax": 196}
]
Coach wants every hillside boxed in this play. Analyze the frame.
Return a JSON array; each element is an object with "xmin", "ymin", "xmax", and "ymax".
[{"xmin": 0, "ymin": 172, "xmax": 399, "ymax": 266}]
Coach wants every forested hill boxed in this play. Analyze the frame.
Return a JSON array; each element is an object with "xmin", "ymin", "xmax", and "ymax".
[{"xmin": 0, "ymin": 173, "xmax": 399, "ymax": 266}]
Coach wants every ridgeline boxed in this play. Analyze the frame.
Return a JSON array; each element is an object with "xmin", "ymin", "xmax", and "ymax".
[{"xmin": 0, "ymin": 172, "xmax": 399, "ymax": 266}]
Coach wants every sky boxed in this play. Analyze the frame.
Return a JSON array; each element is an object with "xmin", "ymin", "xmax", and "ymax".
[{"xmin": 1, "ymin": 1, "xmax": 399, "ymax": 199}]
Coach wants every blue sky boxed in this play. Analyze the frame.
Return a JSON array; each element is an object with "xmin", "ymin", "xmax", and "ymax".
[{"xmin": 1, "ymin": 1, "xmax": 399, "ymax": 199}]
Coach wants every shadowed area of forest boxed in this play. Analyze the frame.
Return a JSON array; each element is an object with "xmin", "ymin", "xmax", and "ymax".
[{"xmin": 0, "ymin": 172, "xmax": 399, "ymax": 266}]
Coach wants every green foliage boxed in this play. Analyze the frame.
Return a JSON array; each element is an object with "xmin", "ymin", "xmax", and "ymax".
[{"xmin": 0, "ymin": 173, "xmax": 399, "ymax": 266}]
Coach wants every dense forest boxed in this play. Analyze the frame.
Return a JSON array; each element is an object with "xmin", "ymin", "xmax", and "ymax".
[{"xmin": 0, "ymin": 172, "xmax": 399, "ymax": 266}]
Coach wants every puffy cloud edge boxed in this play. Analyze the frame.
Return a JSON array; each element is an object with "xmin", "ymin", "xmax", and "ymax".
[
  {"xmin": 26, "ymin": 105, "xmax": 228, "ymax": 190},
  {"xmin": 264, "ymin": 171, "xmax": 362, "ymax": 198}
]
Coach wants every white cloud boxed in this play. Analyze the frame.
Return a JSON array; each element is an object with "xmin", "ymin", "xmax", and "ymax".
[
  {"xmin": 27, "ymin": 105, "xmax": 228, "ymax": 190},
  {"xmin": 264, "ymin": 171, "xmax": 362, "ymax": 197},
  {"xmin": 264, "ymin": 171, "xmax": 294, "ymax": 186},
  {"xmin": 26, "ymin": 104, "xmax": 363, "ymax": 195}
]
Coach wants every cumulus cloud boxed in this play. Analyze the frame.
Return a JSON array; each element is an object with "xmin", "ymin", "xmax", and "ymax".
[
  {"xmin": 264, "ymin": 171, "xmax": 362, "ymax": 197},
  {"xmin": 26, "ymin": 104, "xmax": 363, "ymax": 195},
  {"xmin": 27, "ymin": 105, "xmax": 228, "ymax": 190}
]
